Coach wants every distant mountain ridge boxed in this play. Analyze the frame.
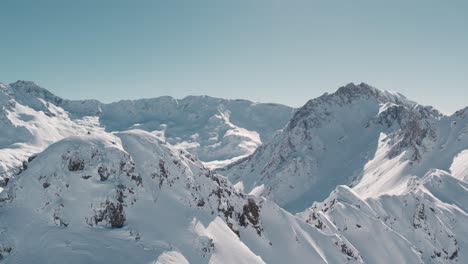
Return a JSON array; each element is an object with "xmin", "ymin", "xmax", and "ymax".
[
  {"xmin": 0, "ymin": 80, "xmax": 294, "ymax": 181},
  {"xmin": 0, "ymin": 80, "xmax": 467, "ymax": 263}
]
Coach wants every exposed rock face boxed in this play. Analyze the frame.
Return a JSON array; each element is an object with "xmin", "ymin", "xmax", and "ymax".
[
  {"xmin": 92, "ymin": 200, "xmax": 126, "ymax": 228},
  {"xmin": 1, "ymin": 81, "xmax": 467, "ymax": 263},
  {"xmin": 0, "ymin": 245, "xmax": 12, "ymax": 260},
  {"xmin": 67, "ymin": 156, "xmax": 85, "ymax": 171},
  {"xmin": 378, "ymin": 104, "xmax": 439, "ymax": 162},
  {"xmin": 221, "ymin": 82, "xmax": 467, "ymax": 212},
  {"xmin": 0, "ymin": 130, "xmax": 360, "ymax": 263}
]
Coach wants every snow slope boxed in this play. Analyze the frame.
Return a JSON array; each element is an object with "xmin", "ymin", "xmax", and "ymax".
[
  {"xmin": 221, "ymin": 82, "xmax": 468, "ymax": 213},
  {"xmin": 298, "ymin": 169, "xmax": 468, "ymax": 263},
  {"xmin": 0, "ymin": 129, "xmax": 359, "ymax": 263},
  {"xmin": 1, "ymin": 80, "xmax": 467, "ymax": 263},
  {"xmin": 219, "ymin": 82, "xmax": 468, "ymax": 262}
]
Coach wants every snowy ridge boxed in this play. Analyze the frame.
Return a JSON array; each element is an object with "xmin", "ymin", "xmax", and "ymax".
[
  {"xmin": 219, "ymin": 82, "xmax": 468, "ymax": 263},
  {"xmin": 0, "ymin": 130, "xmax": 360, "ymax": 263},
  {"xmin": 1, "ymin": 80, "xmax": 467, "ymax": 263},
  {"xmin": 221, "ymin": 82, "xmax": 467, "ymax": 212},
  {"xmin": 0, "ymin": 80, "xmax": 293, "ymax": 181},
  {"xmin": 298, "ymin": 169, "xmax": 468, "ymax": 263},
  {"xmin": 0, "ymin": 83, "xmax": 102, "ymax": 181}
]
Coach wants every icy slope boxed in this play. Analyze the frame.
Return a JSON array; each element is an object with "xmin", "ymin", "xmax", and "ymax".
[
  {"xmin": 221, "ymin": 82, "xmax": 468, "ymax": 212},
  {"xmin": 0, "ymin": 129, "xmax": 359, "ymax": 264}
]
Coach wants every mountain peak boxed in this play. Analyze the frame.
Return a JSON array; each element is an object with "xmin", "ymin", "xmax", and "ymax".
[
  {"xmin": 9, "ymin": 80, "xmax": 43, "ymax": 91},
  {"xmin": 9, "ymin": 80, "xmax": 58, "ymax": 97},
  {"xmin": 337, "ymin": 82, "xmax": 377, "ymax": 93},
  {"xmin": 10, "ymin": 80, "xmax": 38, "ymax": 86},
  {"xmin": 8, "ymin": 80, "xmax": 63, "ymax": 107},
  {"xmin": 335, "ymin": 82, "xmax": 408, "ymax": 104},
  {"xmin": 286, "ymin": 83, "xmax": 414, "ymax": 132}
]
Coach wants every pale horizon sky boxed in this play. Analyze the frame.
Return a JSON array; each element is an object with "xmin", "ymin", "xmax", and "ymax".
[{"xmin": 1, "ymin": 0, "xmax": 467, "ymax": 113}]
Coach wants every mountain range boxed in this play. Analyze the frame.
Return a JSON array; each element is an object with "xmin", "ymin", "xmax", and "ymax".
[{"xmin": 0, "ymin": 80, "xmax": 466, "ymax": 263}]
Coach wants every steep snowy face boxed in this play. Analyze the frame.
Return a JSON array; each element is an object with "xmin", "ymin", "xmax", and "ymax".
[
  {"xmin": 220, "ymin": 83, "xmax": 454, "ymax": 212},
  {"xmin": 298, "ymin": 169, "xmax": 468, "ymax": 263},
  {"xmin": 0, "ymin": 130, "xmax": 361, "ymax": 264},
  {"xmin": 446, "ymin": 108, "xmax": 468, "ymax": 182},
  {"xmin": 0, "ymin": 81, "xmax": 294, "ymax": 181}
]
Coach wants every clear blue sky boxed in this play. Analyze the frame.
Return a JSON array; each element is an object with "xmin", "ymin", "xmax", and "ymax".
[{"xmin": 1, "ymin": 0, "xmax": 467, "ymax": 113}]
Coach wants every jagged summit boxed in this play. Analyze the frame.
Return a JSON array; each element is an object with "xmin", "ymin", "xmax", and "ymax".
[
  {"xmin": 9, "ymin": 80, "xmax": 63, "ymax": 103},
  {"xmin": 307, "ymin": 82, "xmax": 412, "ymax": 110},
  {"xmin": 286, "ymin": 82, "xmax": 418, "ymax": 132},
  {"xmin": 10, "ymin": 80, "xmax": 46, "ymax": 90},
  {"xmin": 221, "ymin": 82, "xmax": 466, "ymax": 212},
  {"xmin": 336, "ymin": 82, "xmax": 407, "ymax": 102},
  {"xmin": 338, "ymin": 82, "xmax": 378, "ymax": 93}
]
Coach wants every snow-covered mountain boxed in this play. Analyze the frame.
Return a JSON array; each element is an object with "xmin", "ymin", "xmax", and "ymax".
[
  {"xmin": 0, "ymin": 130, "xmax": 360, "ymax": 263},
  {"xmin": 0, "ymin": 80, "xmax": 293, "ymax": 183},
  {"xmin": 1, "ymin": 80, "xmax": 467, "ymax": 263},
  {"xmin": 218, "ymin": 82, "xmax": 468, "ymax": 263},
  {"xmin": 0, "ymin": 81, "xmax": 102, "ymax": 185},
  {"xmin": 298, "ymin": 170, "xmax": 468, "ymax": 263},
  {"xmin": 221, "ymin": 83, "xmax": 468, "ymax": 212}
]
